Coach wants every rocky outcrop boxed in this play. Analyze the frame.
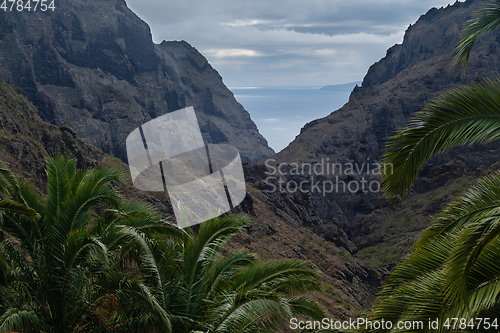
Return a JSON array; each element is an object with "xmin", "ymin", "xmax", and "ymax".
[{"xmin": 0, "ymin": 0, "xmax": 274, "ymax": 163}]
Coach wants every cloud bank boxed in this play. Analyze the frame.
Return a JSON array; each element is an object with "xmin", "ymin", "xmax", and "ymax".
[{"xmin": 126, "ymin": 0, "xmax": 460, "ymax": 86}]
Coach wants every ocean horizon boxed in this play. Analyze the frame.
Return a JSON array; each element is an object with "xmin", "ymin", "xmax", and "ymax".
[{"xmin": 231, "ymin": 83, "xmax": 360, "ymax": 153}]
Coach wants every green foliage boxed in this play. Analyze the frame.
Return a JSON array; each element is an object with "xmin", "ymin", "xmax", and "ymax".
[
  {"xmin": 0, "ymin": 155, "xmax": 326, "ymax": 333},
  {"xmin": 370, "ymin": 2, "xmax": 500, "ymax": 331},
  {"xmin": 367, "ymin": 173, "xmax": 500, "ymax": 332},
  {"xmin": 0, "ymin": 155, "xmax": 177, "ymax": 332},
  {"xmin": 454, "ymin": 0, "xmax": 500, "ymax": 70},
  {"xmin": 382, "ymin": 79, "xmax": 500, "ymax": 199},
  {"xmin": 130, "ymin": 214, "xmax": 326, "ymax": 333}
]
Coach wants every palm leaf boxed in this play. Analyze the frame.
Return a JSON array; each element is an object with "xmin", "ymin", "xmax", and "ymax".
[
  {"xmin": 210, "ymin": 298, "xmax": 291, "ymax": 333},
  {"xmin": 369, "ymin": 174, "xmax": 500, "ymax": 332},
  {"xmin": 182, "ymin": 215, "xmax": 249, "ymax": 317},
  {"xmin": 383, "ymin": 79, "xmax": 500, "ymax": 199},
  {"xmin": 0, "ymin": 308, "xmax": 42, "ymax": 333},
  {"xmin": 0, "ymin": 160, "xmax": 21, "ymax": 200},
  {"xmin": 416, "ymin": 171, "xmax": 500, "ymax": 247},
  {"xmin": 206, "ymin": 250, "xmax": 257, "ymax": 300},
  {"xmin": 0, "ymin": 200, "xmax": 39, "ymax": 218},
  {"xmin": 443, "ymin": 209, "xmax": 500, "ymax": 310},
  {"xmin": 232, "ymin": 260, "xmax": 322, "ymax": 296},
  {"xmin": 454, "ymin": 0, "xmax": 500, "ymax": 70},
  {"xmin": 287, "ymin": 296, "xmax": 326, "ymax": 320}
]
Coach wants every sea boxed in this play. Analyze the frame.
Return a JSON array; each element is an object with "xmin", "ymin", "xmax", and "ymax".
[{"xmin": 230, "ymin": 82, "xmax": 360, "ymax": 153}]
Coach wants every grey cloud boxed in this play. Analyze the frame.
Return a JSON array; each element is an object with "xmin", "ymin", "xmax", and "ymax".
[{"xmin": 126, "ymin": 0, "xmax": 459, "ymax": 86}]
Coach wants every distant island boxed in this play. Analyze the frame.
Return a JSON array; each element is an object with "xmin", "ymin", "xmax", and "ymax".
[{"xmin": 320, "ymin": 81, "xmax": 362, "ymax": 91}]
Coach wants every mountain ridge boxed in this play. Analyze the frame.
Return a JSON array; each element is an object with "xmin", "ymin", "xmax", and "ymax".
[{"xmin": 0, "ymin": 0, "xmax": 274, "ymax": 163}]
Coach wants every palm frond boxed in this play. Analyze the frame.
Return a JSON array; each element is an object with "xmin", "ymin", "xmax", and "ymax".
[
  {"xmin": 454, "ymin": 0, "xmax": 500, "ymax": 70},
  {"xmin": 232, "ymin": 260, "xmax": 322, "ymax": 295},
  {"xmin": 210, "ymin": 298, "xmax": 290, "ymax": 333},
  {"xmin": 370, "ymin": 173, "xmax": 500, "ymax": 331},
  {"xmin": 182, "ymin": 215, "xmax": 249, "ymax": 317},
  {"xmin": 0, "ymin": 308, "xmax": 42, "ymax": 333},
  {"xmin": 287, "ymin": 296, "xmax": 326, "ymax": 320},
  {"xmin": 0, "ymin": 200, "xmax": 39, "ymax": 218},
  {"xmin": 383, "ymin": 80, "xmax": 500, "ymax": 199},
  {"xmin": 416, "ymin": 171, "xmax": 500, "ymax": 247},
  {"xmin": 206, "ymin": 249, "xmax": 257, "ymax": 299},
  {"xmin": 443, "ymin": 209, "xmax": 500, "ymax": 309},
  {"xmin": 109, "ymin": 274, "xmax": 172, "ymax": 333},
  {"xmin": 0, "ymin": 160, "xmax": 21, "ymax": 201}
]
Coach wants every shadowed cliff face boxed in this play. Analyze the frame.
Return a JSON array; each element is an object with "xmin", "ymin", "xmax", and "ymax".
[
  {"xmin": 0, "ymin": 0, "xmax": 274, "ymax": 163},
  {"xmin": 266, "ymin": 0, "xmax": 500, "ymax": 258}
]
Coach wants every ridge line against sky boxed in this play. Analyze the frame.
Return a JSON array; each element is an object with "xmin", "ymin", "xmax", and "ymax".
[{"xmin": 126, "ymin": 0, "xmax": 460, "ymax": 87}]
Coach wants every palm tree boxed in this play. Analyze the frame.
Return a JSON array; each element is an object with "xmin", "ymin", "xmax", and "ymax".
[
  {"xmin": 124, "ymin": 214, "xmax": 327, "ymax": 333},
  {"xmin": 0, "ymin": 155, "xmax": 327, "ymax": 333},
  {"xmin": 366, "ymin": 173, "xmax": 500, "ymax": 332},
  {"xmin": 366, "ymin": 1, "xmax": 500, "ymax": 331},
  {"xmin": 0, "ymin": 155, "xmax": 175, "ymax": 333},
  {"xmin": 0, "ymin": 159, "xmax": 40, "ymax": 324}
]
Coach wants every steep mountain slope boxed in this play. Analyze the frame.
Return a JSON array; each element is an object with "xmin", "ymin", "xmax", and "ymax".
[
  {"xmin": 0, "ymin": 0, "xmax": 274, "ymax": 163},
  {"xmin": 267, "ymin": 0, "xmax": 500, "ymax": 266}
]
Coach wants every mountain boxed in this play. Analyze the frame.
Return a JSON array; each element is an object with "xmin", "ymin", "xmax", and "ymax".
[
  {"xmin": 0, "ymin": 0, "xmax": 274, "ymax": 163},
  {"xmin": 274, "ymin": 0, "xmax": 490, "ymax": 165},
  {"xmin": 266, "ymin": 0, "xmax": 500, "ymax": 267},
  {"xmin": 0, "ymin": 0, "xmax": 407, "ymax": 320}
]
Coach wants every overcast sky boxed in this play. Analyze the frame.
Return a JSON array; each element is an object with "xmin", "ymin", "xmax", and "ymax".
[{"xmin": 126, "ymin": 0, "xmax": 460, "ymax": 87}]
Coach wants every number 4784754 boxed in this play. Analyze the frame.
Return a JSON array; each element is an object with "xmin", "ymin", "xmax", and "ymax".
[{"xmin": 1, "ymin": 0, "xmax": 56, "ymax": 11}]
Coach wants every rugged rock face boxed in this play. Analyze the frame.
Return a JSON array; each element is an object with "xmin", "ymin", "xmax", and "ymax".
[
  {"xmin": 266, "ymin": 0, "xmax": 500, "ymax": 264},
  {"xmin": 0, "ymin": 0, "xmax": 274, "ymax": 163}
]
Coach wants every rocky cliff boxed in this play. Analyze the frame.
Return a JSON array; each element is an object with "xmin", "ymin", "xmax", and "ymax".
[
  {"xmin": 267, "ymin": 0, "xmax": 500, "ymax": 266},
  {"xmin": 0, "ymin": 0, "xmax": 274, "ymax": 163}
]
